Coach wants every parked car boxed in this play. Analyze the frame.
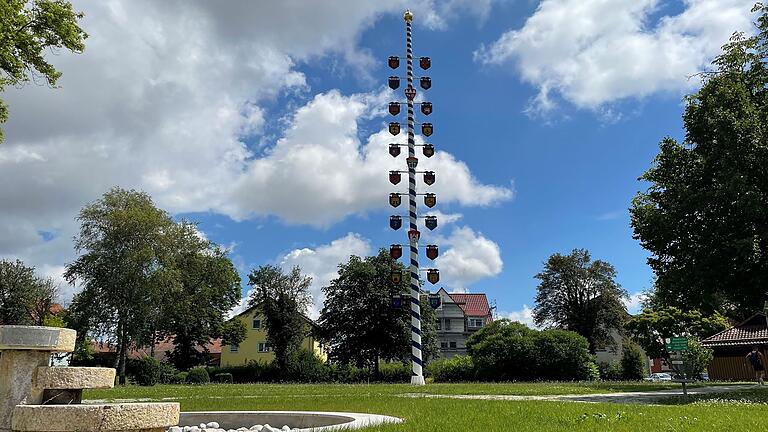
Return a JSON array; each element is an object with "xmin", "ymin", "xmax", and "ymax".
[{"xmin": 645, "ymin": 373, "xmax": 672, "ymax": 382}]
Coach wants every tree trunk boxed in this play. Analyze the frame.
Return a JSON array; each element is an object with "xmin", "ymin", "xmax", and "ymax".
[{"xmin": 118, "ymin": 323, "xmax": 128, "ymax": 385}]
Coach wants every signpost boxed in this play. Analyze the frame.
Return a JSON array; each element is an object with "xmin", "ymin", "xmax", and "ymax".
[{"xmin": 665, "ymin": 337, "xmax": 690, "ymax": 398}]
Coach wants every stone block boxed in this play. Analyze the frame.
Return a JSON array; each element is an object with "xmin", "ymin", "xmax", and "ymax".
[
  {"xmin": 0, "ymin": 326, "xmax": 76, "ymax": 352},
  {"xmin": 35, "ymin": 367, "xmax": 115, "ymax": 390},
  {"xmin": 11, "ymin": 403, "xmax": 180, "ymax": 432}
]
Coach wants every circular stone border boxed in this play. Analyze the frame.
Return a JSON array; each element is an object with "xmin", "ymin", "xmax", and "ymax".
[
  {"xmin": 12, "ymin": 403, "xmax": 180, "ymax": 431},
  {"xmin": 178, "ymin": 411, "xmax": 402, "ymax": 431}
]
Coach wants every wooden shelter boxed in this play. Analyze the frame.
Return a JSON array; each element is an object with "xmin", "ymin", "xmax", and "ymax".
[{"xmin": 701, "ymin": 312, "xmax": 768, "ymax": 380}]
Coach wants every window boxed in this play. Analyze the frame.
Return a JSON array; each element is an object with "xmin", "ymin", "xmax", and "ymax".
[
  {"xmin": 444, "ymin": 319, "xmax": 451, "ymax": 330},
  {"xmin": 258, "ymin": 342, "xmax": 272, "ymax": 353},
  {"xmin": 440, "ymin": 342, "xmax": 448, "ymax": 349},
  {"xmin": 252, "ymin": 319, "xmax": 261, "ymax": 330},
  {"xmin": 436, "ymin": 319, "xmax": 442, "ymax": 330},
  {"xmin": 468, "ymin": 318, "xmax": 484, "ymax": 328},
  {"xmin": 230, "ymin": 344, "xmax": 239, "ymax": 353},
  {"xmin": 449, "ymin": 341, "xmax": 457, "ymax": 349}
]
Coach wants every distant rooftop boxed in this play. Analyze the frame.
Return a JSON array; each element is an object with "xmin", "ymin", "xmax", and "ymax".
[
  {"xmin": 448, "ymin": 293, "xmax": 492, "ymax": 318},
  {"xmin": 702, "ymin": 312, "xmax": 768, "ymax": 347}
]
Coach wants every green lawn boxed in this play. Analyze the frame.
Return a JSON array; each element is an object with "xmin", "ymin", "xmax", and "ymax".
[{"xmin": 84, "ymin": 382, "xmax": 766, "ymax": 431}]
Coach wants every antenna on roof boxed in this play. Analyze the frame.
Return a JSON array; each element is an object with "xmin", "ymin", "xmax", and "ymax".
[{"xmin": 491, "ymin": 298, "xmax": 498, "ymax": 320}]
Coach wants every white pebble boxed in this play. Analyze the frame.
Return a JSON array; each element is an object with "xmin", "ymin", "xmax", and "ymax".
[
  {"xmin": 206, "ymin": 423, "xmax": 219, "ymax": 429},
  {"xmin": 250, "ymin": 426, "xmax": 263, "ymax": 432},
  {"xmin": 169, "ymin": 427, "xmax": 182, "ymax": 432},
  {"xmin": 183, "ymin": 427, "xmax": 191, "ymax": 432},
  {"xmin": 200, "ymin": 424, "xmax": 207, "ymax": 429},
  {"xmin": 281, "ymin": 426, "xmax": 290, "ymax": 432},
  {"xmin": 237, "ymin": 428, "xmax": 248, "ymax": 432}
]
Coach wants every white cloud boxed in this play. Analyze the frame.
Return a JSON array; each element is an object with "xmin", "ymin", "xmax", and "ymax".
[
  {"xmin": 0, "ymin": 1, "xmax": 512, "ymax": 298},
  {"xmin": 434, "ymin": 226, "xmax": 503, "ymax": 291},
  {"xmin": 623, "ymin": 291, "xmax": 648, "ymax": 315},
  {"xmin": 475, "ymin": 0, "xmax": 757, "ymax": 111},
  {"xmin": 501, "ymin": 304, "xmax": 538, "ymax": 328},
  {"xmin": 279, "ymin": 233, "xmax": 372, "ymax": 319}
]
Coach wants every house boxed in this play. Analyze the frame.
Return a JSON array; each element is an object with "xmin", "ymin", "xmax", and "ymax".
[
  {"xmin": 219, "ymin": 303, "xmax": 325, "ymax": 366},
  {"xmin": 702, "ymin": 312, "xmax": 768, "ymax": 380},
  {"xmin": 90, "ymin": 338, "xmax": 222, "ymax": 367},
  {"xmin": 433, "ymin": 288, "xmax": 493, "ymax": 358}
]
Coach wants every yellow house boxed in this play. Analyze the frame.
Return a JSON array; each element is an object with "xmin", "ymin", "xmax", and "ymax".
[{"xmin": 220, "ymin": 304, "xmax": 326, "ymax": 366}]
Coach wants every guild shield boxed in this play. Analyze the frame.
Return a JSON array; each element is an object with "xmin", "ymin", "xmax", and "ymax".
[
  {"xmin": 423, "ymin": 144, "xmax": 435, "ymax": 158},
  {"xmin": 391, "ymin": 295, "xmax": 402, "ymax": 309},
  {"xmin": 390, "ymin": 215, "xmax": 402, "ymax": 230},
  {"xmin": 390, "ymin": 244, "xmax": 403, "ymax": 260},
  {"xmin": 389, "ymin": 56, "xmax": 400, "ymax": 69},
  {"xmin": 391, "ymin": 271, "xmax": 402, "ymax": 284},
  {"xmin": 389, "ymin": 122, "xmax": 401, "ymax": 136},
  {"xmin": 425, "ymin": 215, "xmax": 438, "ymax": 231},
  {"xmin": 389, "ymin": 193, "xmax": 402, "ymax": 208},
  {"xmin": 420, "ymin": 77, "xmax": 432, "ymax": 90},
  {"xmin": 421, "ymin": 123, "xmax": 433, "ymax": 137},
  {"xmin": 424, "ymin": 193, "xmax": 436, "ymax": 208},
  {"xmin": 388, "ymin": 76, "xmax": 400, "ymax": 90},
  {"xmin": 428, "ymin": 294, "xmax": 441, "ymax": 309},
  {"xmin": 421, "ymin": 102, "xmax": 432, "ymax": 116},
  {"xmin": 423, "ymin": 171, "xmax": 435, "ymax": 185},
  {"xmin": 420, "ymin": 56, "xmax": 431, "ymax": 70},
  {"xmin": 408, "ymin": 229, "xmax": 421, "ymax": 243},
  {"xmin": 406, "ymin": 156, "xmax": 418, "ymax": 170},
  {"xmin": 389, "ymin": 102, "xmax": 401, "ymax": 116},
  {"xmin": 427, "ymin": 269, "xmax": 440, "ymax": 285},
  {"xmin": 389, "ymin": 144, "xmax": 401, "ymax": 157},
  {"xmin": 426, "ymin": 245, "xmax": 439, "ymax": 260},
  {"xmin": 389, "ymin": 171, "xmax": 401, "ymax": 185},
  {"xmin": 404, "ymin": 87, "xmax": 417, "ymax": 101}
]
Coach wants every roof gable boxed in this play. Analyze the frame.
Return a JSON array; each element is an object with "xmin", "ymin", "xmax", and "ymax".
[
  {"xmin": 447, "ymin": 293, "xmax": 492, "ymax": 317},
  {"xmin": 702, "ymin": 312, "xmax": 768, "ymax": 347}
]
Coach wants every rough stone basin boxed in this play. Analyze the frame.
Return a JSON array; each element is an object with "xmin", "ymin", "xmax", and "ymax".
[
  {"xmin": 12, "ymin": 403, "xmax": 180, "ymax": 432},
  {"xmin": 178, "ymin": 411, "xmax": 402, "ymax": 431}
]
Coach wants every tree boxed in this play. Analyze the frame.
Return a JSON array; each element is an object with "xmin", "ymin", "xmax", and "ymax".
[
  {"xmin": 630, "ymin": 4, "xmax": 768, "ymax": 319},
  {"xmin": 159, "ymin": 222, "xmax": 245, "ymax": 371},
  {"xmin": 625, "ymin": 306, "xmax": 728, "ymax": 360},
  {"xmin": 0, "ymin": 0, "xmax": 87, "ymax": 143},
  {"xmin": 65, "ymin": 187, "xmax": 180, "ymax": 384},
  {"xmin": 620, "ymin": 341, "xmax": 647, "ymax": 380},
  {"xmin": 316, "ymin": 250, "xmax": 439, "ymax": 377},
  {"xmin": 0, "ymin": 259, "xmax": 57, "ymax": 325},
  {"xmin": 247, "ymin": 265, "xmax": 312, "ymax": 372},
  {"xmin": 533, "ymin": 249, "xmax": 629, "ymax": 352}
]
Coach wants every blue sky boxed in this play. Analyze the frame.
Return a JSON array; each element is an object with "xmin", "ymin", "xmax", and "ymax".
[{"xmin": 0, "ymin": 0, "xmax": 759, "ymax": 323}]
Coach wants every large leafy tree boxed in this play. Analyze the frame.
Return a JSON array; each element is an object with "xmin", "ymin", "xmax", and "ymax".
[
  {"xmin": 66, "ymin": 187, "xmax": 180, "ymax": 384},
  {"xmin": 247, "ymin": 265, "xmax": 312, "ymax": 372},
  {"xmin": 159, "ymin": 222, "xmax": 246, "ymax": 371},
  {"xmin": 315, "ymin": 250, "xmax": 438, "ymax": 377},
  {"xmin": 533, "ymin": 249, "xmax": 629, "ymax": 352},
  {"xmin": 625, "ymin": 306, "xmax": 729, "ymax": 360},
  {"xmin": 0, "ymin": 0, "xmax": 87, "ymax": 142},
  {"xmin": 0, "ymin": 259, "xmax": 57, "ymax": 325},
  {"xmin": 630, "ymin": 4, "xmax": 768, "ymax": 319}
]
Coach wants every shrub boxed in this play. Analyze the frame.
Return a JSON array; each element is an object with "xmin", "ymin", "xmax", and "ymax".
[
  {"xmin": 620, "ymin": 341, "xmax": 646, "ymax": 380},
  {"xmin": 134, "ymin": 356, "xmax": 161, "ymax": 386},
  {"xmin": 682, "ymin": 339, "xmax": 713, "ymax": 379},
  {"xmin": 286, "ymin": 349, "xmax": 331, "ymax": 382},
  {"xmin": 598, "ymin": 361, "xmax": 623, "ymax": 380},
  {"xmin": 378, "ymin": 362, "xmax": 411, "ymax": 383},
  {"xmin": 585, "ymin": 361, "xmax": 600, "ymax": 381},
  {"xmin": 214, "ymin": 373, "xmax": 233, "ymax": 383},
  {"xmin": 186, "ymin": 367, "xmax": 210, "ymax": 384},
  {"xmin": 176, "ymin": 371, "xmax": 189, "ymax": 383},
  {"xmin": 428, "ymin": 355, "xmax": 476, "ymax": 382},
  {"xmin": 533, "ymin": 329, "xmax": 595, "ymax": 381},
  {"xmin": 157, "ymin": 362, "xmax": 180, "ymax": 384}
]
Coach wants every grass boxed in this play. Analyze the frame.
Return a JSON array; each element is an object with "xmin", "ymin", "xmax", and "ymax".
[
  {"xmin": 660, "ymin": 386, "xmax": 768, "ymax": 406},
  {"xmin": 84, "ymin": 382, "xmax": 766, "ymax": 431}
]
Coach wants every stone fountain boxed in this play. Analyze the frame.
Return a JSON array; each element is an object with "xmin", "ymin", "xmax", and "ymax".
[{"xmin": 0, "ymin": 325, "xmax": 179, "ymax": 432}]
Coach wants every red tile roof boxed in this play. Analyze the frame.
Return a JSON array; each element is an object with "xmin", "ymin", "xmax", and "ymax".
[
  {"xmin": 91, "ymin": 338, "xmax": 222, "ymax": 360},
  {"xmin": 448, "ymin": 293, "xmax": 492, "ymax": 318},
  {"xmin": 702, "ymin": 313, "xmax": 768, "ymax": 347}
]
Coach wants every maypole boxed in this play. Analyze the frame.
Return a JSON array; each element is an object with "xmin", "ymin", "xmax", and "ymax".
[{"xmin": 387, "ymin": 9, "xmax": 440, "ymax": 386}]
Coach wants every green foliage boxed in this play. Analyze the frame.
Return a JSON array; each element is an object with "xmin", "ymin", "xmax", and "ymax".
[
  {"xmin": 427, "ymin": 355, "xmax": 476, "ymax": 382},
  {"xmin": 466, "ymin": 319, "xmax": 597, "ymax": 381},
  {"xmin": 0, "ymin": 0, "xmax": 87, "ymax": 142},
  {"xmin": 248, "ymin": 265, "xmax": 312, "ymax": 372},
  {"xmin": 285, "ymin": 349, "xmax": 331, "ymax": 382},
  {"xmin": 0, "ymin": 259, "xmax": 57, "ymax": 325},
  {"xmin": 598, "ymin": 361, "xmax": 623, "ymax": 381},
  {"xmin": 157, "ymin": 362, "xmax": 180, "ymax": 385},
  {"xmin": 533, "ymin": 249, "xmax": 629, "ymax": 352},
  {"xmin": 620, "ymin": 342, "xmax": 647, "ymax": 380},
  {"xmin": 626, "ymin": 307, "xmax": 729, "ymax": 359},
  {"xmin": 134, "ymin": 357, "xmax": 161, "ymax": 386},
  {"xmin": 681, "ymin": 339, "xmax": 714, "ymax": 379},
  {"xmin": 584, "ymin": 361, "xmax": 601, "ymax": 381},
  {"xmin": 42, "ymin": 313, "xmax": 65, "ymax": 327},
  {"xmin": 176, "ymin": 371, "xmax": 188, "ymax": 383},
  {"xmin": 214, "ymin": 373, "xmax": 233, "ymax": 384},
  {"xmin": 186, "ymin": 367, "xmax": 210, "ymax": 385},
  {"xmin": 316, "ymin": 250, "xmax": 439, "ymax": 376},
  {"xmin": 378, "ymin": 362, "xmax": 411, "ymax": 383},
  {"xmin": 630, "ymin": 4, "xmax": 768, "ymax": 319}
]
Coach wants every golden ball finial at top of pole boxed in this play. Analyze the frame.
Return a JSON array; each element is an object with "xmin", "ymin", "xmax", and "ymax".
[{"xmin": 403, "ymin": 9, "xmax": 413, "ymax": 22}]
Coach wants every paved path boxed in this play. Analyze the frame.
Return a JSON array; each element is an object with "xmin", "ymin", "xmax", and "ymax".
[{"xmin": 400, "ymin": 385, "xmax": 755, "ymax": 405}]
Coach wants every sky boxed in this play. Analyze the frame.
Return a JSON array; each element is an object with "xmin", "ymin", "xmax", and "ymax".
[{"xmin": 0, "ymin": 0, "xmax": 760, "ymax": 325}]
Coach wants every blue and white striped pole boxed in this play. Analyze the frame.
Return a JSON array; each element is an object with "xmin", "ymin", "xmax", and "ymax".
[{"xmin": 404, "ymin": 9, "xmax": 425, "ymax": 386}]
